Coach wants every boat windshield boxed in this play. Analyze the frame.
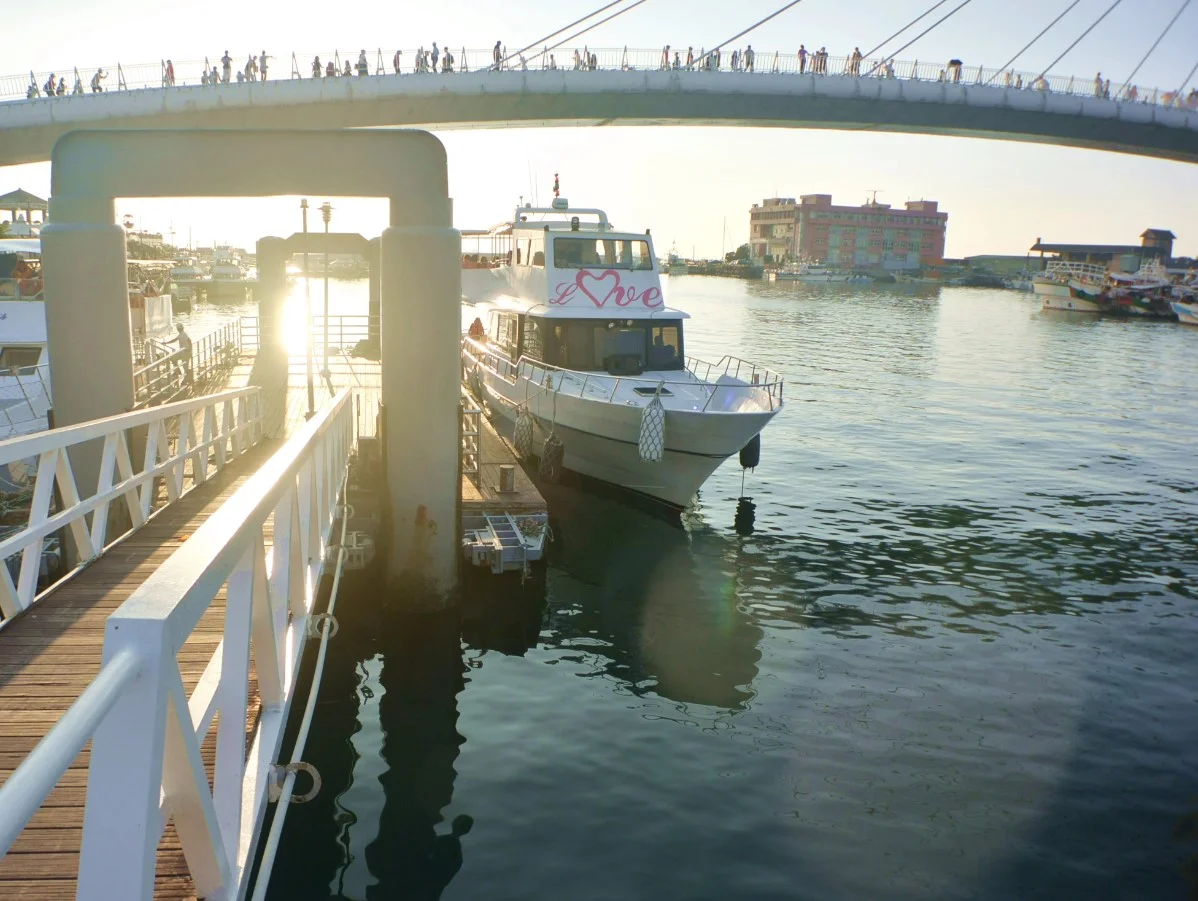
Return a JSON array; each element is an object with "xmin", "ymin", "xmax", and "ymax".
[
  {"xmin": 553, "ymin": 238, "xmax": 654, "ymax": 271},
  {"xmin": 530, "ymin": 316, "xmax": 684, "ymax": 374}
]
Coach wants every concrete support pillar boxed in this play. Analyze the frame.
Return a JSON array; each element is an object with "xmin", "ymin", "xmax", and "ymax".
[
  {"xmin": 41, "ymin": 199, "xmax": 134, "ymax": 495},
  {"xmin": 368, "ymin": 238, "xmax": 381, "ymax": 346},
  {"xmin": 254, "ymin": 237, "xmax": 289, "ymax": 350},
  {"xmin": 380, "ymin": 222, "xmax": 461, "ymax": 599},
  {"xmin": 251, "ymin": 236, "xmax": 290, "ymax": 438}
]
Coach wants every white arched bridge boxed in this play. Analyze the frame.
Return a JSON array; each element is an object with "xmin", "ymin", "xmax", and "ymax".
[{"xmin": 1, "ymin": 49, "xmax": 1196, "ymax": 167}]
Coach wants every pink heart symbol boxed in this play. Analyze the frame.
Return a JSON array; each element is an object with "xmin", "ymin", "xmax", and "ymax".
[{"xmin": 575, "ymin": 269, "xmax": 623, "ymax": 308}]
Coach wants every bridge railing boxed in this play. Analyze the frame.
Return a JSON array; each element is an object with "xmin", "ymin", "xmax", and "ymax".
[
  {"xmin": 0, "ymin": 389, "xmax": 354, "ymax": 900},
  {"xmin": 3, "ymin": 48, "xmax": 1194, "ymax": 111},
  {"xmin": 239, "ymin": 314, "xmax": 376, "ymax": 353},
  {"xmin": 0, "ymin": 386, "xmax": 263, "ymax": 624}
]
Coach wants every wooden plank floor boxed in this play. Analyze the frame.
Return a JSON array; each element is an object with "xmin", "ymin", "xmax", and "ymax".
[
  {"xmin": 463, "ymin": 414, "xmax": 547, "ymax": 517},
  {"xmin": 0, "ymin": 441, "xmax": 275, "ymax": 900}
]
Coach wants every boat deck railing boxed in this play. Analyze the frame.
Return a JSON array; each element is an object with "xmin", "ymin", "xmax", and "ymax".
[
  {"xmin": 0, "ymin": 278, "xmax": 44, "ymax": 301},
  {"xmin": 0, "ymin": 363, "xmax": 51, "ymax": 435},
  {"xmin": 1040, "ymin": 260, "xmax": 1110, "ymax": 282},
  {"xmin": 462, "ymin": 337, "xmax": 784, "ymax": 412}
]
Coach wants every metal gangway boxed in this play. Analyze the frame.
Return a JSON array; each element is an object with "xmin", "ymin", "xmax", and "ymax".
[{"xmin": 0, "ymin": 383, "xmax": 356, "ymax": 899}]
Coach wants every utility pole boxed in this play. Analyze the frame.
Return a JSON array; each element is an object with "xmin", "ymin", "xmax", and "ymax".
[
  {"xmin": 301, "ymin": 199, "xmax": 314, "ymax": 419},
  {"xmin": 320, "ymin": 202, "xmax": 333, "ymax": 385}
]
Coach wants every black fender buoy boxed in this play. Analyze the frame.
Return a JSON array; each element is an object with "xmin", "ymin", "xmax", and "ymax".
[
  {"xmin": 739, "ymin": 433, "xmax": 761, "ymax": 470},
  {"xmin": 734, "ymin": 497, "xmax": 756, "ymax": 536}
]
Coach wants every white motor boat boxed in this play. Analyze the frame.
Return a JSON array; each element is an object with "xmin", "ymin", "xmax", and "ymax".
[
  {"xmin": 777, "ymin": 264, "xmax": 869, "ymax": 283},
  {"xmin": 461, "ymin": 199, "xmax": 783, "ymax": 508}
]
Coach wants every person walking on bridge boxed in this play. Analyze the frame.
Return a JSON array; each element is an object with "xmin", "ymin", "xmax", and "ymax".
[
  {"xmin": 1093, "ymin": 72, "xmax": 1103, "ymax": 97},
  {"xmin": 169, "ymin": 324, "xmax": 193, "ymax": 386},
  {"xmin": 493, "ymin": 41, "xmax": 503, "ymax": 71},
  {"xmin": 43, "ymin": 74, "xmax": 57, "ymax": 97},
  {"xmin": 661, "ymin": 45, "xmax": 670, "ymax": 69},
  {"xmin": 312, "ymin": 56, "xmax": 322, "ymax": 78},
  {"xmin": 393, "ymin": 49, "xmax": 402, "ymax": 73},
  {"xmin": 259, "ymin": 51, "xmax": 270, "ymax": 81},
  {"xmin": 221, "ymin": 50, "xmax": 232, "ymax": 83},
  {"xmin": 798, "ymin": 44, "xmax": 807, "ymax": 73},
  {"xmin": 90, "ymin": 68, "xmax": 107, "ymax": 92},
  {"xmin": 164, "ymin": 59, "xmax": 176, "ymax": 86},
  {"xmin": 686, "ymin": 46, "xmax": 694, "ymax": 69},
  {"xmin": 745, "ymin": 44, "xmax": 755, "ymax": 72},
  {"xmin": 357, "ymin": 50, "xmax": 369, "ymax": 76},
  {"xmin": 56, "ymin": 76, "xmax": 65, "ymax": 95}
]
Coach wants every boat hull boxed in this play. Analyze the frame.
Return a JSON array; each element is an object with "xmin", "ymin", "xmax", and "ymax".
[{"xmin": 475, "ymin": 368, "xmax": 776, "ymax": 508}]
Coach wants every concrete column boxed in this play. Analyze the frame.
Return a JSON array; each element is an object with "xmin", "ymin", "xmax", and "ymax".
[
  {"xmin": 41, "ymin": 197, "xmax": 134, "ymax": 495},
  {"xmin": 251, "ymin": 236, "xmax": 290, "ymax": 438},
  {"xmin": 368, "ymin": 237, "xmax": 381, "ymax": 347},
  {"xmin": 254, "ymin": 237, "xmax": 289, "ymax": 350},
  {"xmin": 380, "ymin": 221, "xmax": 461, "ymax": 599}
]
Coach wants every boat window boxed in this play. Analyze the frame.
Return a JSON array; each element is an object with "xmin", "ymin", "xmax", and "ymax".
[
  {"xmin": 0, "ymin": 346, "xmax": 42, "ymax": 373},
  {"xmin": 539, "ymin": 318, "xmax": 685, "ymax": 373},
  {"xmin": 532, "ymin": 250, "xmax": 545, "ymax": 267},
  {"xmin": 648, "ymin": 324, "xmax": 682, "ymax": 369},
  {"xmin": 553, "ymin": 238, "xmax": 655, "ymax": 271},
  {"xmin": 520, "ymin": 316, "xmax": 544, "ymax": 361}
]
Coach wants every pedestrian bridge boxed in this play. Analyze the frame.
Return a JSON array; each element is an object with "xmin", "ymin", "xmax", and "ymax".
[{"xmin": 2, "ymin": 51, "xmax": 1197, "ymax": 166}]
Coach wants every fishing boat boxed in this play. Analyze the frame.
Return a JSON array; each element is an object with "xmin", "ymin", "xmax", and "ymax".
[
  {"xmin": 461, "ymin": 199, "xmax": 784, "ymax": 508},
  {"xmin": 1033, "ymin": 260, "xmax": 1108, "ymax": 312}
]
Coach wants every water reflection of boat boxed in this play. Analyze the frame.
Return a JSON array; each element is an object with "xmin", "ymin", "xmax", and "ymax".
[{"xmin": 540, "ymin": 482, "xmax": 763, "ymax": 711}]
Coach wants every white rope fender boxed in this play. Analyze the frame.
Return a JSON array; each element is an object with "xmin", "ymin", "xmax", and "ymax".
[{"xmin": 638, "ymin": 382, "xmax": 666, "ymax": 463}]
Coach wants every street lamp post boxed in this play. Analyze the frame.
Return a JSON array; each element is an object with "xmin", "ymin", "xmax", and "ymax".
[
  {"xmin": 320, "ymin": 202, "xmax": 332, "ymax": 382},
  {"xmin": 301, "ymin": 199, "xmax": 314, "ymax": 419}
]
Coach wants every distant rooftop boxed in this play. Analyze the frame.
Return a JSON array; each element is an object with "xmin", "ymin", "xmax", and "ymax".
[{"xmin": 0, "ymin": 188, "xmax": 47, "ymax": 209}]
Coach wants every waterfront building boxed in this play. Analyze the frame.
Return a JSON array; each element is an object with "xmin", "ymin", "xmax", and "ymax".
[
  {"xmin": 1029, "ymin": 228, "xmax": 1176, "ymax": 273},
  {"xmin": 749, "ymin": 193, "xmax": 948, "ymax": 269}
]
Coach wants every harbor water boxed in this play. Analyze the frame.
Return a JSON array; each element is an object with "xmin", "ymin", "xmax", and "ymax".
[{"xmin": 251, "ymin": 277, "xmax": 1197, "ymax": 900}]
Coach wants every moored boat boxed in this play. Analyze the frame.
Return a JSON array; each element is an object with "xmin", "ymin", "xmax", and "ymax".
[
  {"xmin": 461, "ymin": 199, "xmax": 783, "ymax": 508},
  {"xmin": 1033, "ymin": 260, "xmax": 1108, "ymax": 312}
]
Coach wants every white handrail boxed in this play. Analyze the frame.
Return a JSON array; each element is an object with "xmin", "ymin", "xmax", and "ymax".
[
  {"xmin": 462, "ymin": 336, "xmax": 784, "ymax": 410},
  {"xmin": 0, "ymin": 388, "xmax": 354, "ymax": 901},
  {"xmin": 0, "ymin": 386, "xmax": 263, "ymax": 622}
]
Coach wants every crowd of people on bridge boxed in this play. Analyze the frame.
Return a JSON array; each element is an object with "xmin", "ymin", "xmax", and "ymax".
[{"xmin": 20, "ymin": 43, "xmax": 1198, "ymax": 112}]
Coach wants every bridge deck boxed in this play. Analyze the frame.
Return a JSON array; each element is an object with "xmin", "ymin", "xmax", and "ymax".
[{"xmin": 0, "ymin": 441, "xmax": 275, "ymax": 900}]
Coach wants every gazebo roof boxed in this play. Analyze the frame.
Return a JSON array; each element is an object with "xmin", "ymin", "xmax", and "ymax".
[{"xmin": 0, "ymin": 188, "xmax": 48, "ymax": 210}]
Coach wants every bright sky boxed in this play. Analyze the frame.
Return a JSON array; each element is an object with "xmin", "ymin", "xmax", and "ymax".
[{"xmin": 3, "ymin": 0, "xmax": 1197, "ymax": 258}]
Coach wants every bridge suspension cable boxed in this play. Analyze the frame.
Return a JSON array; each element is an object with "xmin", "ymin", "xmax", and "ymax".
[
  {"xmin": 862, "ymin": 0, "xmax": 977, "ymax": 77},
  {"xmin": 1118, "ymin": 0, "xmax": 1191, "ymax": 98},
  {"xmin": 504, "ymin": 0, "xmax": 631, "ymax": 67},
  {"xmin": 1034, "ymin": 0, "xmax": 1123, "ymax": 83},
  {"xmin": 985, "ymin": 0, "xmax": 1083, "ymax": 85},
  {"xmin": 861, "ymin": 0, "xmax": 951, "ymax": 62},
  {"xmin": 706, "ymin": 0, "xmax": 809, "ymax": 60},
  {"xmin": 523, "ymin": 0, "xmax": 653, "ymax": 67},
  {"xmin": 1175, "ymin": 55, "xmax": 1198, "ymax": 98}
]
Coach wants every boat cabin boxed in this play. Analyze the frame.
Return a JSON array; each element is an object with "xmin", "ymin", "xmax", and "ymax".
[{"xmin": 478, "ymin": 200, "xmax": 687, "ymax": 376}]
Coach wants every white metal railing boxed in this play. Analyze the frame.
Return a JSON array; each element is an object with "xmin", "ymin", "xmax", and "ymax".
[
  {"xmin": 0, "ymin": 388, "xmax": 354, "ymax": 900},
  {"xmin": 0, "ymin": 387, "xmax": 263, "ymax": 622},
  {"xmin": 1038, "ymin": 260, "xmax": 1109, "ymax": 285},
  {"xmin": 3, "ymin": 48, "xmax": 1197, "ymax": 114},
  {"xmin": 462, "ymin": 336, "xmax": 784, "ymax": 411},
  {"xmin": 239, "ymin": 314, "xmax": 376, "ymax": 353},
  {"xmin": 0, "ymin": 364, "xmax": 52, "ymax": 437}
]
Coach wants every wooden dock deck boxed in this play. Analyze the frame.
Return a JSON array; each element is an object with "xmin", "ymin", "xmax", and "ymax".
[
  {"xmin": 0, "ymin": 442, "xmax": 274, "ymax": 900},
  {"xmin": 462, "ymin": 414, "xmax": 546, "ymax": 517}
]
